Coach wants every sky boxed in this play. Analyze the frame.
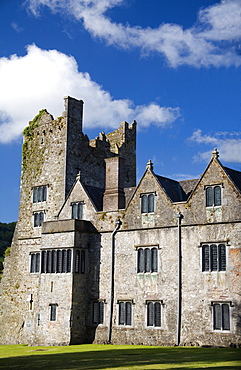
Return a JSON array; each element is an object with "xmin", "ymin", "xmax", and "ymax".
[{"xmin": 0, "ymin": 0, "xmax": 241, "ymax": 223}]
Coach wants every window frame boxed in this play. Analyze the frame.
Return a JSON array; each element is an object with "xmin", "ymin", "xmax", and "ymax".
[
  {"xmin": 140, "ymin": 193, "xmax": 155, "ymax": 214},
  {"xmin": 74, "ymin": 249, "xmax": 87, "ymax": 274},
  {"xmin": 146, "ymin": 301, "xmax": 162, "ymax": 328},
  {"xmin": 137, "ymin": 246, "xmax": 159, "ymax": 274},
  {"xmin": 118, "ymin": 300, "xmax": 133, "ymax": 326},
  {"xmin": 71, "ymin": 201, "xmax": 84, "ymax": 220},
  {"xmin": 33, "ymin": 211, "xmax": 45, "ymax": 227},
  {"xmin": 201, "ymin": 243, "xmax": 227, "ymax": 272},
  {"xmin": 205, "ymin": 184, "xmax": 222, "ymax": 207},
  {"xmin": 41, "ymin": 249, "xmax": 72, "ymax": 274},
  {"xmin": 33, "ymin": 185, "xmax": 48, "ymax": 203},
  {"xmin": 212, "ymin": 302, "xmax": 231, "ymax": 331},
  {"xmin": 49, "ymin": 303, "xmax": 58, "ymax": 322},
  {"xmin": 92, "ymin": 300, "xmax": 105, "ymax": 326},
  {"xmin": 30, "ymin": 252, "xmax": 40, "ymax": 273}
]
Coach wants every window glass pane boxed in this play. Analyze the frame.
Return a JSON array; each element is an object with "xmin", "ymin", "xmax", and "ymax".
[
  {"xmin": 222, "ymin": 304, "xmax": 230, "ymax": 330},
  {"xmin": 39, "ymin": 212, "xmax": 44, "ymax": 226},
  {"xmin": 42, "ymin": 186, "xmax": 47, "ymax": 202},
  {"xmin": 75, "ymin": 250, "xmax": 80, "ymax": 273},
  {"xmin": 99, "ymin": 301, "xmax": 104, "ymax": 324},
  {"xmin": 119, "ymin": 302, "xmax": 125, "ymax": 325},
  {"xmin": 92, "ymin": 302, "xmax": 99, "ymax": 324},
  {"xmin": 81, "ymin": 250, "xmax": 85, "ymax": 274},
  {"xmin": 202, "ymin": 245, "xmax": 210, "ymax": 271},
  {"xmin": 145, "ymin": 248, "xmax": 151, "ymax": 272},
  {"xmin": 219, "ymin": 244, "xmax": 226, "ymax": 271},
  {"xmin": 147, "ymin": 302, "xmax": 154, "ymax": 326},
  {"xmin": 154, "ymin": 302, "xmax": 161, "ymax": 327},
  {"xmin": 52, "ymin": 250, "xmax": 57, "ymax": 273},
  {"xmin": 62, "ymin": 250, "xmax": 67, "ymax": 273},
  {"xmin": 151, "ymin": 248, "xmax": 158, "ymax": 272},
  {"xmin": 30, "ymin": 254, "xmax": 36, "ymax": 273},
  {"xmin": 34, "ymin": 213, "xmax": 39, "ymax": 227},
  {"xmin": 213, "ymin": 303, "xmax": 221, "ymax": 330},
  {"xmin": 47, "ymin": 250, "xmax": 52, "ymax": 273},
  {"xmin": 211, "ymin": 244, "xmax": 218, "ymax": 271},
  {"xmin": 78, "ymin": 203, "xmax": 83, "ymax": 219},
  {"xmin": 67, "ymin": 249, "xmax": 72, "ymax": 272},
  {"xmin": 57, "ymin": 250, "xmax": 62, "ymax": 273},
  {"xmin": 50, "ymin": 305, "xmax": 57, "ymax": 321},
  {"xmin": 148, "ymin": 194, "xmax": 154, "ymax": 213},
  {"xmin": 33, "ymin": 188, "xmax": 38, "ymax": 203},
  {"xmin": 72, "ymin": 203, "xmax": 78, "ymax": 219},
  {"xmin": 36, "ymin": 253, "xmax": 40, "ymax": 273},
  {"xmin": 41, "ymin": 251, "xmax": 47, "ymax": 273},
  {"xmin": 126, "ymin": 302, "xmax": 132, "ymax": 326},
  {"xmin": 206, "ymin": 187, "xmax": 213, "ymax": 207},
  {"xmin": 141, "ymin": 195, "xmax": 148, "ymax": 213},
  {"xmin": 137, "ymin": 248, "xmax": 144, "ymax": 273},
  {"xmin": 214, "ymin": 186, "xmax": 221, "ymax": 206}
]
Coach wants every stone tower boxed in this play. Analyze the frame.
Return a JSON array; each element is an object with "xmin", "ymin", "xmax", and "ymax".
[{"xmin": 0, "ymin": 97, "xmax": 136, "ymax": 344}]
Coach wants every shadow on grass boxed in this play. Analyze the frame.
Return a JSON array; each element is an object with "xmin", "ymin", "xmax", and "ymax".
[{"xmin": 0, "ymin": 346, "xmax": 240, "ymax": 370}]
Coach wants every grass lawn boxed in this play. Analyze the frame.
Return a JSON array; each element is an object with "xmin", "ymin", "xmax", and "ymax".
[{"xmin": 0, "ymin": 344, "xmax": 240, "ymax": 370}]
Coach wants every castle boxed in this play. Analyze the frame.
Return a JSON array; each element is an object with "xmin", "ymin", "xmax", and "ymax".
[{"xmin": 0, "ymin": 96, "xmax": 240, "ymax": 346}]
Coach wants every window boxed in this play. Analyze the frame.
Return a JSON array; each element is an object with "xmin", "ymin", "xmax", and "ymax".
[
  {"xmin": 49, "ymin": 304, "xmax": 58, "ymax": 321},
  {"xmin": 137, "ymin": 247, "xmax": 158, "ymax": 273},
  {"xmin": 30, "ymin": 252, "xmax": 40, "ymax": 273},
  {"xmin": 72, "ymin": 202, "xmax": 83, "ymax": 219},
  {"xmin": 118, "ymin": 301, "xmax": 132, "ymax": 326},
  {"xmin": 213, "ymin": 303, "xmax": 230, "ymax": 331},
  {"xmin": 92, "ymin": 301, "xmax": 104, "ymax": 325},
  {"xmin": 147, "ymin": 301, "xmax": 161, "ymax": 327},
  {"xmin": 74, "ymin": 249, "xmax": 86, "ymax": 274},
  {"xmin": 141, "ymin": 193, "xmax": 155, "ymax": 213},
  {"xmin": 41, "ymin": 249, "xmax": 72, "ymax": 273},
  {"xmin": 33, "ymin": 185, "xmax": 47, "ymax": 203},
  {"xmin": 34, "ymin": 211, "xmax": 44, "ymax": 227},
  {"xmin": 206, "ymin": 185, "xmax": 221, "ymax": 207},
  {"xmin": 202, "ymin": 244, "xmax": 226, "ymax": 271}
]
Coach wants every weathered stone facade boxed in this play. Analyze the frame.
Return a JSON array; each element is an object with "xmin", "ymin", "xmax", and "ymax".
[{"xmin": 0, "ymin": 97, "xmax": 240, "ymax": 347}]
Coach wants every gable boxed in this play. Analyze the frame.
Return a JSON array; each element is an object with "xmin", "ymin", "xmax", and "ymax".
[{"xmin": 58, "ymin": 179, "xmax": 98, "ymax": 220}]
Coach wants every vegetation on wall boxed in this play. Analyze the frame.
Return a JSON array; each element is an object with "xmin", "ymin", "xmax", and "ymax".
[{"xmin": 22, "ymin": 109, "xmax": 47, "ymax": 183}]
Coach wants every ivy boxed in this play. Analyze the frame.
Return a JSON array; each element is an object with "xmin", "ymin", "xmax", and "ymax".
[{"xmin": 22, "ymin": 109, "xmax": 47, "ymax": 173}]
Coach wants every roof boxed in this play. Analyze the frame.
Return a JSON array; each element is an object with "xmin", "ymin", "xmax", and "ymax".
[
  {"xmin": 156, "ymin": 175, "xmax": 189, "ymax": 202},
  {"xmin": 179, "ymin": 178, "xmax": 200, "ymax": 199},
  {"xmin": 83, "ymin": 185, "xmax": 104, "ymax": 211},
  {"xmin": 223, "ymin": 167, "xmax": 241, "ymax": 193}
]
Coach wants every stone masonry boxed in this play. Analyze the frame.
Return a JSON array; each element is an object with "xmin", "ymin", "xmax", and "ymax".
[{"xmin": 0, "ymin": 97, "xmax": 240, "ymax": 347}]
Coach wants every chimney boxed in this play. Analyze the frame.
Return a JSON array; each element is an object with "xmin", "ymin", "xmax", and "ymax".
[{"xmin": 103, "ymin": 157, "xmax": 125, "ymax": 211}]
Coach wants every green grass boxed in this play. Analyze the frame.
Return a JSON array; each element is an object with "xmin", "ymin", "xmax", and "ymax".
[{"xmin": 0, "ymin": 344, "xmax": 240, "ymax": 370}]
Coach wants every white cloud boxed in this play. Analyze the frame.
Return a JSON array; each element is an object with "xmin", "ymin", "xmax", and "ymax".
[
  {"xmin": 0, "ymin": 45, "xmax": 180, "ymax": 143},
  {"xmin": 11, "ymin": 22, "xmax": 24, "ymax": 33},
  {"xmin": 189, "ymin": 129, "xmax": 241, "ymax": 163},
  {"xmin": 25, "ymin": 0, "xmax": 241, "ymax": 67}
]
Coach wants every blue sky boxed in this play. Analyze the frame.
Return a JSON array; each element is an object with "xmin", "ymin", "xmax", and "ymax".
[{"xmin": 0, "ymin": 0, "xmax": 241, "ymax": 223}]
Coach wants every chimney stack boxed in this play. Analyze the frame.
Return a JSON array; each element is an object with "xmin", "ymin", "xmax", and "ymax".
[{"xmin": 103, "ymin": 157, "xmax": 125, "ymax": 211}]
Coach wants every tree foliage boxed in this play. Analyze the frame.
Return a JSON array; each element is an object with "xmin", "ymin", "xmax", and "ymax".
[{"xmin": 0, "ymin": 222, "xmax": 16, "ymax": 257}]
